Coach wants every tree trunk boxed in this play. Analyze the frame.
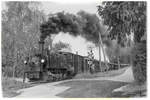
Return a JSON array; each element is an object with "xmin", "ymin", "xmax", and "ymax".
[
  {"xmin": 12, "ymin": 29, "xmax": 17, "ymax": 78},
  {"xmin": 116, "ymin": 35, "xmax": 120, "ymax": 70},
  {"xmin": 98, "ymin": 32, "xmax": 102, "ymax": 72},
  {"xmin": 13, "ymin": 46, "xmax": 17, "ymax": 78},
  {"xmin": 117, "ymin": 57, "xmax": 120, "ymax": 69}
]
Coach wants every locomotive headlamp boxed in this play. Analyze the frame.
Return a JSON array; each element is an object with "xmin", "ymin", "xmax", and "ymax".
[
  {"xmin": 41, "ymin": 59, "xmax": 45, "ymax": 63},
  {"xmin": 24, "ymin": 60, "xmax": 27, "ymax": 65}
]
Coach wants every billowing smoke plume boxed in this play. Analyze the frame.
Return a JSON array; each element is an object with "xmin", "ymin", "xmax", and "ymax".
[{"xmin": 40, "ymin": 11, "xmax": 106, "ymax": 44}]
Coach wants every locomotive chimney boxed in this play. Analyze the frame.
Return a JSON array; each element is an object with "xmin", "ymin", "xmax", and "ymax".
[{"xmin": 39, "ymin": 39, "xmax": 45, "ymax": 55}]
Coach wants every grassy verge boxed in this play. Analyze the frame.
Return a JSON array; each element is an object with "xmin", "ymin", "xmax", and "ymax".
[
  {"xmin": 2, "ymin": 77, "xmax": 32, "ymax": 97},
  {"xmin": 111, "ymin": 82, "xmax": 147, "ymax": 97}
]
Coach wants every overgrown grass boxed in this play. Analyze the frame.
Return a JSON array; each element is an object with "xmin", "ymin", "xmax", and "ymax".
[
  {"xmin": 132, "ymin": 42, "xmax": 146, "ymax": 83},
  {"xmin": 111, "ymin": 82, "xmax": 147, "ymax": 97},
  {"xmin": 2, "ymin": 77, "xmax": 32, "ymax": 97}
]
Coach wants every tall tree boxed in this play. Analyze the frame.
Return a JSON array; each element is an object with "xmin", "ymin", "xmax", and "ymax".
[
  {"xmin": 98, "ymin": 1, "xmax": 146, "ymax": 44},
  {"xmin": 98, "ymin": 1, "xmax": 146, "ymax": 83},
  {"xmin": 2, "ymin": 2, "xmax": 45, "ymax": 77}
]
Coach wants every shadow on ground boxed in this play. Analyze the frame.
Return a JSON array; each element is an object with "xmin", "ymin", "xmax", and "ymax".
[{"xmin": 56, "ymin": 80, "xmax": 129, "ymax": 98}]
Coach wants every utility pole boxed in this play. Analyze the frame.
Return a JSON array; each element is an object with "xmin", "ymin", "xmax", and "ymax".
[
  {"xmin": 99, "ymin": 32, "xmax": 109, "ymax": 71},
  {"xmin": 97, "ymin": 12, "xmax": 109, "ymax": 72}
]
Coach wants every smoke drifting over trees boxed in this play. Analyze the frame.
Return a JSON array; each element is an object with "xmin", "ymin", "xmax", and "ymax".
[{"xmin": 40, "ymin": 11, "xmax": 106, "ymax": 44}]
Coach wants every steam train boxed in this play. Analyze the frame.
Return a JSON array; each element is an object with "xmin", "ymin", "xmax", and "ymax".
[
  {"xmin": 23, "ymin": 40, "xmax": 95, "ymax": 82},
  {"xmin": 23, "ymin": 49, "xmax": 95, "ymax": 82},
  {"xmin": 23, "ymin": 40, "xmax": 129, "ymax": 82}
]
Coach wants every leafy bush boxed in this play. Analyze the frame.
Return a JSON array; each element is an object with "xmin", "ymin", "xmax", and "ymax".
[
  {"xmin": 2, "ymin": 77, "xmax": 31, "ymax": 97},
  {"xmin": 132, "ymin": 41, "xmax": 146, "ymax": 83},
  {"xmin": 2, "ymin": 66, "xmax": 13, "ymax": 77}
]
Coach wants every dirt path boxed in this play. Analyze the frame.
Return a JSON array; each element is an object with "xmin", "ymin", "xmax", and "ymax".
[
  {"xmin": 97, "ymin": 66, "xmax": 134, "ymax": 82},
  {"xmin": 16, "ymin": 81, "xmax": 70, "ymax": 98},
  {"xmin": 15, "ymin": 67, "xmax": 134, "ymax": 98}
]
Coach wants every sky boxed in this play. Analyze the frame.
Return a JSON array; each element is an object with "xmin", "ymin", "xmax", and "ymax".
[
  {"xmin": 40, "ymin": 1, "xmax": 108, "ymax": 61},
  {"xmin": 41, "ymin": 2, "xmax": 99, "ymax": 15}
]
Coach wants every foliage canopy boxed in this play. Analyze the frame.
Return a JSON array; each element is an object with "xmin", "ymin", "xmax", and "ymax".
[{"xmin": 98, "ymin": 1, "xmax": 146, "ymax": 45}]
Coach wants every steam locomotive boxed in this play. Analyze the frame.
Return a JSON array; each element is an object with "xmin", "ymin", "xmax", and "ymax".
[{"xmin": 23, "ymin": 50, "xmax": 95, "ymax": 82}]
